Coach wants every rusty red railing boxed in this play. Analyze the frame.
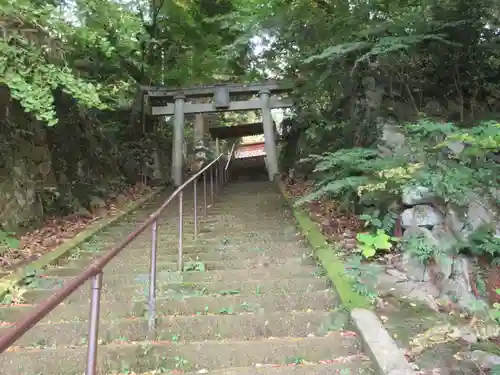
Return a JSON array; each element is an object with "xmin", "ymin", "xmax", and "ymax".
[{"xmin": 0, "ymin": 151, "xmax": 232, "ymax": 375}]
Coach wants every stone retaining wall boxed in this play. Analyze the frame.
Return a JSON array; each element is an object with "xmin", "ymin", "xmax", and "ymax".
[{"xmin": 380, "ymin": 121, "xmax": 500, "ymax": 308}]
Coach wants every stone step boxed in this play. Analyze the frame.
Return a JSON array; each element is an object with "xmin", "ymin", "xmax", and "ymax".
[
  {"xmin": 63, "ymin": 233, "xmax": 305, "ymax": 259},
  {"xmin": 52, "ymin": 242, "xmax": 311, "ymax": 267},
  {"xmin": 21, "ymin": 277, "xmax": 329, "ymax": 305},
  {"xmin": 0, "ymin": 290, "xmax": 337, "ymax": 323},
  {"xmin": 1, "ymin": 333, "xmax": 361, "ymax": 375},
  {"xmin": 179, "ymin": 360, "xmax": 373, "ymax": 375},
  {"xmin": 91, "ymin": 219, "xmax": 298, "ymax": 244},
  {"xmin": 42, "ymin": 264, "xmax": 320, "ymax": 289},
  {"xmin": 108, "ymin": 243, "xmax": 308, "ymax": 262},
  {"xmin": 43, "ymin": 256, "xmax": 316, "ymax": 279},
  {"xmin": 1, "ymin": 310, "xmax": 341, "ymax": 348},
  {"xmin": 174, "ymin": 212, "xmax": 292, "ymax": 222},
  {"xmin": 44, "ymin": 251, "xmax": 312, "ymax": 278}
]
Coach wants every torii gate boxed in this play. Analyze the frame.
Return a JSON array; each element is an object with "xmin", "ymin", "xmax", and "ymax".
[{"xmin": 141, "ymin": 81, "xmax": 293, "ymax": 185}]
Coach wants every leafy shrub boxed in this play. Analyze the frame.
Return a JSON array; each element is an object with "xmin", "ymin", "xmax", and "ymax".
[{"xmin": 297, "ymin": 119, "xmax": 500, "ymax": 212}]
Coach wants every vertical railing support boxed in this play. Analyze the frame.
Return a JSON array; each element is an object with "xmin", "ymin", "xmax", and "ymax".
[
  {"xmin": 193, "ymin": 178, "xmax": 198, "ymax": 239},
  {"xmin": 219, "ymin": 160, "xmax": 222, "ymax": 187},
  {"xmin": 85, "ymin": 272, "xmax": 103, "ymax": 375},
  {"xmin": 147, "ymin": 220, "xmax": 158, "ymax": 339},
  {"xmin": 215, "ymin": 162, "xmax": 219, "ymax": 196},
  {"xmin": 178, "ymin": 191, "xmax": 184, "ymax": 271},
  {"xmin": 222, "ymin": 160, "xmax": 225, "ymax": 185},
  {"xmin": 203, "ymin": 172, "xmax": 207, "ymax": 220},
  {"xmin": 210, "ymin": 167, "xmax": 214, "ymax": 206}
]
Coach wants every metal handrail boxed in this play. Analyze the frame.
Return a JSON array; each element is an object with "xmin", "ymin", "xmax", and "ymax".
[{"xmin": 0, "ymin": 154, "xmax": 227, "ymax": 375}]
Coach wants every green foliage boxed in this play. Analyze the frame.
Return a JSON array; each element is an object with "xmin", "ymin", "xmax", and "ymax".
[
  {"xmin": 0, "ymin": 0, "xmax": 107, "ymax": 125},
  {"xmin": 299, "ymin": 119, "xmax": 499, "ymax": 214},
  {"xmin": 490, "ymin": 289, "xmax": 500, "ymax": 323},
  {"xmin": 468, "ymin": 227, "xmax": 500, "ymax": 265},
  {"xmin": 356, "ymin": 230, "xmax": 395, "ymax": 258},
  {"xmin": 403, "ymin": 234, "xmax": 444, "ymax": 266},
  {"xmin": 357, "ymin": 209, "xmax": 399, "ymax": 259},
  {"xmin": 1, "ymin": 0, "xmax": 251, "ymax": 126},
  {"xmin": 0, "ymin": 0, "xmax": 253, "ymax": 229},
  {"xmin": 232, "ymin": 0, "xmax": 500, "ymax": 176},
  {"xmin": 360, "ymin": 209, "xmax": 398, "ymax": 233},
  {"xmin": 294, "ymin": 146, "xmax": 410, "ymax": 211},
  {"xmin": 0, "ymin": 230, "xmax": 20, "ymax": 255},
  {"xmin": 344, "ymin": 256, "xmax": 381, "ymax": 301},
  {"xmin": 407, "ymin": 120, "xmax": 500, "ymax": 206}
]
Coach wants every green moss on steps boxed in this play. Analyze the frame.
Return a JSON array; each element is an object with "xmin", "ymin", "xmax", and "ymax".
[
  {"xmin": 0, "ymin": 187, "xmax": 165, "ymax": 300},
  {"xmin": 276, "ymin": 180, "xmax": 372, "ymax": 310}
]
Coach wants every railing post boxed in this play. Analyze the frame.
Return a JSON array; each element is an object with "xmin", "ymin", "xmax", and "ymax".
[
  {"xmin": 178, "ymin": 190, "xmax": 184, "ymax": 271},
  {"xmin": 203, "ymin": 172, "xmax": 207, "ymax": 220},
  {"xmin": 219, "ymin": 160, "xmax": 223, "ymax": 187},
  {"xmin": 85, "ymin": 272, "xmax": 103, "ymax": 375},
  {"xmin": 193, "ymin": 178, "xmax": 198, "ymax": 239},
  {"xmin": 147, "ymin": 220, "xmax": 158, "ymax": 339},
  {"xmin": 222, "ymin": 160, "xmax": 225, "ymax": 184},
  {"xmin": 215, "ymin": 162, "xmax": 219, "ymax": 196},
  {"xmin": 210, "ymin": 166, "xmax": 214, "ymax": 206}
]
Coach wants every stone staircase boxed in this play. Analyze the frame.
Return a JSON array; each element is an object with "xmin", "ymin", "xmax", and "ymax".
[{"xmin": 0, "ymin": 180, "xmax": 374, "ymax": 375}]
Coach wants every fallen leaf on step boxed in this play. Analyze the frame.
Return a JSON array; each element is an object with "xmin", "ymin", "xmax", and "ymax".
[{"xmin": 341, "ymin": 331, "xmax": 358, "ymax": 337}]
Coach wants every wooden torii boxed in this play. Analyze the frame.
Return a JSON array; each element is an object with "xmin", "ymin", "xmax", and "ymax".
[{"xmin": 141, "ymin": 81, "xmax": 293, "ymax": 184}]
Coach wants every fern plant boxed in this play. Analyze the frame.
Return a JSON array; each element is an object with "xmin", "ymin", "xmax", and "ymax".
[
  {"xmin": 344, "ymin": 256, "xmax": 381, "ymax": 300},
  {"xmin": 406, "ymin": 120, "xmax": 500, "ymax": 206},
  {"xmin": 294, "ymin": 148, "xmax": 407, "ymax": 212},
  {"xmin": 360, "ymin": 209, "xmax": 398, "ymax": 233},
  {"xmin": 298, "ymin": 119, "xmax": 500, "ymax": 216},
  {"xmin": 467, "ymin": 226, "xmax": 500, "ymax": 265}
]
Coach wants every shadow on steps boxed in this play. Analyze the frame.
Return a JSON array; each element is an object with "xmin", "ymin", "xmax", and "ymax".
[{"xmin": 230, "ymin": 156, "xmax": 268, "ymax": 181}]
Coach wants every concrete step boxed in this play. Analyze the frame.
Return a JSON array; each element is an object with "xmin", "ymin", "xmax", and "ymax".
[
  {"xmin": 0, "ymin": 290, "xmax": 337, "ymax": 323},
  {"xmin": 1, "ymin": 310, "xmax": 342, "ymax": 348},
  {"xmin": 179, "ymin": 360, "xmax": 373, "ymax": 375},
  {"xmin": 1, "ymin": 333, "xmax": 361, "ymax": 375},
  {"xmin": 88, "ymin": 218, "xmax": 299, "ymax": 244},
  {"xmin": 21, "ymin": 277, "xmax": 329, "ymax": 304},
  {"xmin": 42, "ymin": 264, "xmax": 321, "ymax": 289},
  {"xmin": 43, "ymin": 251, "xmax": 313, "ymax": 278},
  {"xmin": 48, "ymin": 242, "xmax": 312, "ymax": 268},
  {"xmin": 62, "ymin": 232, "xmax": 306, "ymax": 257},
  {"xmin": 103, "ymin": 231, "xmax": 301, "ymax": 247},
  {"xmin": 174, "ymin": 212, "xmax": 292, "ymax": 223},
  {"xmin": 43, "ymin": 256, "xmax": 317, "ymax": 279}
]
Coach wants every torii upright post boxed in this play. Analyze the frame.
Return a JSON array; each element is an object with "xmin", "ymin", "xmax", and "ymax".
[
  {"xmin": 259, "ymin": 89, "xmax": 279, "ymax": 181},
  {"xmin": 215, "ymin": 137, "xmax": 220, "ymax": 155},
  {"xmin": 172, "ymin": 95, "xmax": 185, "ymax": 186}
]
